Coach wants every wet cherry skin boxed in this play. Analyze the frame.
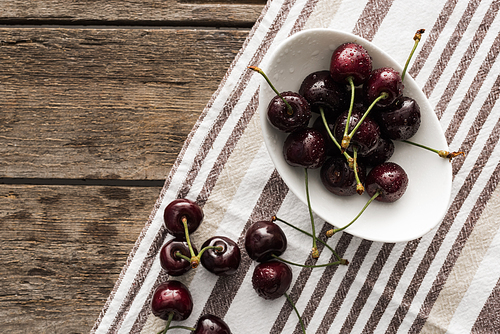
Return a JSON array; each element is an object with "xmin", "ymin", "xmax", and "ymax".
[
  {"xmin": 283, "ymin": 127, "xmax": 326, "ymax": 169},
  {"xmin": 200, "ymin": 236, "xmax": 241, "ymax": 276},
  {"xmin": 320, "ymin": 156, "xmax": 366, "ymax": 196},
  {"xmin": 159, "ymin": 238, "xmax": 198, "ymax": 276},
  {"xmin": 299, "ymin": 70, "xmax": 348, "ymax": 118},
  {"xmin": 164, "ymin": 198, "xmax": 204, "ymax": 239},
  {"xmin": 365, "ymin": 162, "xmax": 408, "ymax": 202},
  {"xmin": 252, "ymin": 261, "xmax": 293, "ymax": 300},
  {"xmin": 374, "ymin": 96, "xmax": 421, "ymax": 140},
  {"xmin": 330, "ymin": 42, "xmax": 373, "ymax": 86},
  {"xmin": 359, "ymin": 137, "xmax": 395, "ymax": 167},
  {"xmin": 267, "ymin": 91, "xmax": 312, "ymax": 133},
  {"xmin": 334, "ymin": 108, "xmax": 381, "ymax": 157},
  {"xmin": 244, "ymin": 220, "xmax": 287, "ymax": 262},
  {"xmin": 192, "ymin": 314, "xmax": 232, "ymax": 334},
  {"xmin": 364, "ymin": 67, "xmax": 404, "ymax": 108},
  {"xmin": 151, "ymin": 280, "xmax": 193, "ymax": 321}
]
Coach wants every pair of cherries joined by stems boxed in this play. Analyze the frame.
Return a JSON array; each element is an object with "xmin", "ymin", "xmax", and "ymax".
[
  {"xmin": 250, "ymin": 29, "xmax": 464, "ymax": 253},
  {"xmin": 152, "ymin": 198, "xmax": 239, "ymax": 333}
]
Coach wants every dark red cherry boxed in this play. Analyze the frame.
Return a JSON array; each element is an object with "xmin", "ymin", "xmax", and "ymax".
[
  {"xmin": 252, "ymin": 261, "xmax": 293, "ymax": 300},
  {"xmin": 375, "ymin": 96, "xmax": 421, "ymax": 140},
  {"xmin": 200, "ymin": 236, "xmax": 241, "ymax": 276},
  {"xmin": 299, "ymin": 70, "xmax": 348, "ymax": 118},
  {"xmin": 364, "ymin": 67, "xmax": 403, "ymax": 108},
  {"xmin": 192, "ymin": 314, "xmax": 231, "ymax": 334},
  {"xmin": 320, "ymin": 156, "xmax": 366, "ymax": 196},
  {"xmin": 334, "ymin": 108, "xmax": 381, "ymax": 157},
  {"xmin": 359, "ymin": 137, "xmax": 394, "ymax": 167},
  {"xmin": 164, "ymin": 198, "xmax": 204, "ymax": 239},
  {"xmin": 283, "ymin": 127, "xmax": 326, "ymax": 169},
  {"xmin": 267, "ymin": 91, "xmax": 311, "ymax": 132},
  {"xmin": 151, "ymin": 280, "xmax": 193, "ymax": 321},
  {"xmin": 159, "ymin": 238, "xmax": 198, "ymax": 276},
  {"xmin": 330, "ymin": 42, "xmax": 372, "ymax": 86},
  {"xmin": 365, "ymin": 162, "xmax": 408, "ymax": 202},
  {"xmin": 244, "ymin": 220, "xmax": 287, "ymax": 262}
]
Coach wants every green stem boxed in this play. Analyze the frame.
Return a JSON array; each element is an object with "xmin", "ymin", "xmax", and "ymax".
[
  {"xmin": 402, "ymin": 140, "xmax": 439, "ymax": 154},
  {"xmin": 328, "ymin": 190, "xmax": 380, "ymax": 236},
  {"xmin": 304, "ymin": 168, "xmax": 318, "ymax": 258},
  {"xmin": 164, "ymin": 325, "xmax": 196, "ymax": 331},
  {"xmin": 272, "ymin": 254, "xmax": 346, "ymax": 268},
  {"xmin": 272, "ymin": 216, "xmax": 343, "ymax": 262},
  {"xmin": 401, "ymin": 29, "xmax": 425, "ymax": 81},
  {"xmin": 341, "ymin": 76, "xmax": 356, "ymax": 150},
  {"xmin": 158, "ymin": 312, "xmax": 175, "ymax": 334},
  {"xmin": 248, "ymin": 66, "xmax": 294, "ymax": 115},
  {"xmin": 347, "ymin": 92, "xmax": 388, "ymax": 139},
  {"xmin": 319, "ymin": 106, "xmax": 353, "ymax": 162},
  {"xmin": 285, "ymin": 292, "xmax": 306, "ymax": 334},
  {"xmin": 196, "ymin": 245, "xmax": 223, "ymax": 260},
  {"xmin": 181, "ymin": 216, "xmax": 200, "ymax": 268},
  {"xmin": 352, "ymin": 147, "xmax": 364, "ymax": 195},
  {"xmin": 174, "ymin": 251, "xmax": 191, "ymax": 262}
]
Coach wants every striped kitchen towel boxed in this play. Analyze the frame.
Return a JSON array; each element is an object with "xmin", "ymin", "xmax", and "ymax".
[{"xmin": 92, "ymin": 0, "xmax": 500, "ymax": 333}]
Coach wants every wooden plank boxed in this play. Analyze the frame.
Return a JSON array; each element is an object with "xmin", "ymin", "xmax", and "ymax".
[
  {"xmin": 0, "ymin": 0, "xmax": 265, "ymax": 26},
  {"xmin": 0, "ymin": 28, "xmax": 249, "ymax": 180},
  {"xmin": 0, "ymin": 184, "xmax": 162, "ymax": 333}
]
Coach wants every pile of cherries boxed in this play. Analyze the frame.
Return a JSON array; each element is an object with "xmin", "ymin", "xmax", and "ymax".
[{"xmin": 151, "ymin": 198, "xmax": 240, "ymax": 333}]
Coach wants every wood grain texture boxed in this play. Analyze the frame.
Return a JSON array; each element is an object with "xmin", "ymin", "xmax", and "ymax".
[
  {"xmin": 0, "ymin": 28, "xmax": 249, "ymax": 180},
  {"xmin": 0, "ymin": 0, "xmax": 265, "ymax": 26},
  {"xmin": 0, "ymin": 184, "xmax": 162, "ymax": 333}
]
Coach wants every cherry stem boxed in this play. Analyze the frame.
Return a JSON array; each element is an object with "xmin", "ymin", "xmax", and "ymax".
[
  {"xmin": 401, "ymin": 29, "xmax": 425, "ymax": 81},
  {"xmin": 272, "ymin": 254, "xmax": 347, "ymax": 267},
  {"xmin": 326, "ymin": 190, "xmax": 380, "ymax": 237},
  {"xmin": 402, "ymin": 140, "xmax": 465, "ymax": 162},
  {"xmin": 304, "ymin": 168, "xmax": 319, "ymax": 259},
  {"xmin": 319, "ymin": 106, "xmax": 353, "ymax": 163},
  {"xmin": 284, "ymin": 292, "xmax": 307, "ymax": 334},
  {"xmin": 341, "ymin": 76, "xmax": 356, "ymax": 151},
  {"xmin": 196, "ymin": 245, "xmax": 224, "ymax": 259},
  {"xmin": 181, "ymin": 216, "xmax": 199, "ymax": 268},
  {"xmin": 248, "ymin": 65, "xmax": 294, "ymax": 115},
  {"xmin": 163, "ymin": 325, "xmax": 196, "ymax": 331},
  {"xmin": 158, "ymin": 312, "xmax": 175, "ymax": 334},
  {"xmin": 272, "ymin": 216, "xmax": 345, "ymax": 263},
  {"xmin": 174, "ymin": 251, "xmax": 191, "ymax": 262},
  {"xmin": 352, "ymin": 147, "xmax": 364, "ymax": 195},
  {"xmin": 347, "ymin": 92, "xmax": 388, "ymax": 140}
]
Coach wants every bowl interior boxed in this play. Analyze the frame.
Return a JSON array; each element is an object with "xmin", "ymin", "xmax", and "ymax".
[{"xmin": 259, "ymin": 28, "xmax": 452, "ymax": 243}]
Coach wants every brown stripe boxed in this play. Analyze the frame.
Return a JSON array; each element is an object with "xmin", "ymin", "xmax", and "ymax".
[
  {"xmin": 360, "ymin": 239, "xmax": 421, "ymax": 334},
  {"xmin": 352, "ymin": 0, "xmax": 396, "ymax": 41},
  {"xmin": 196, "ymin": 89, "xmax": 260, "ymax": 206},
  {"xmin": 386, "ymin": 114, "xmax": 500, "ymax": 332},
  {"xmin": 422, "ymin": 0, "xmax": 483, "ymax": 98},
  {"xmin": 177, "ymin": 0, "xmax": 301, "ymax": 200},
  {"xmin": 471, "ymin": 276, "xmax": 500, "ymax": 333},
  {"xmin": 339, "ymin": 243, "xmax": 395, "ymax": 333},
  {"xmin": 453, "ymin": 72, "xmax": 500, "ymax": 176},
  {"xmin": 292, "ymin": 233, "xmax": 353, "ymax": 334},
  {"xmin": 408, "ymin": 0, "xmax": 459, "ymax": 79},
  {"xmin": 200, "ymin": 169, "xmax": 289, "ymax": 318},
  {"xmin": 106, "ymin": 1, "xmax": 302, "ymax": 331},
  {"xmin": 444, "ymin": 29, "xmax": 500, "ymax": 137},
  {"xmin": 437, "ymin": 1, "xmax": 500, "ymax": 121},
  {"xmin": 316, "ymin": 239, "xmax": 373, "ymax": 334},
  {"xmin": 409, "ymin": 159, "xmax": 500, "ymax": 333},
  {"xmin": 269, "ymin": 222, "xmax": 334, "ymax": 334},
  {"xmin": 288, "ymin": 0, "xmax": 321, "ymax": 36}
]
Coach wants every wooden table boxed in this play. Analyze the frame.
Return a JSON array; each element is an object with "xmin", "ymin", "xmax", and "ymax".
[{"xmin": 0, "ymin": 1, "xmax": 265, "ymax": 332}]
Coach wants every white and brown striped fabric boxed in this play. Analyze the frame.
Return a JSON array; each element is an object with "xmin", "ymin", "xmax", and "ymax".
[{"xmin": 92, "ymin": 0, "xmax": 500, "ymax": 333}]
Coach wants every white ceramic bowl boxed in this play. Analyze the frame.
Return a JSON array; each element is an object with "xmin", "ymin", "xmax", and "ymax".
[{"xmin": 259, "ymin": 29, "xmax": 452, "ymax": 243}]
